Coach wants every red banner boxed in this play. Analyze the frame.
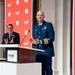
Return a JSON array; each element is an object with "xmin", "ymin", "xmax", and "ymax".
[{"xmin": 5, "ymin": 0, "xmax": 33, "ymax": 47}]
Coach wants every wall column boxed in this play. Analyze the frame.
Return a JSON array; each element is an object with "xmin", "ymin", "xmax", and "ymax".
[
  {"xmin": 42, "ymin": 0, "xmax": 71, "ymax": 75},
  {"xmin": 54, "ymin": 0, "xmax": 71, "ymax": 75},
  {"xmin": 0, "ymin": 2, "xmax": 4, "ymax": 58}
]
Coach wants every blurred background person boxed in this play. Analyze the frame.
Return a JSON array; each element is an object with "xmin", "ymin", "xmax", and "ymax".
[{"xmin": 2, "ymin": 23, "xmax": 20, "ymax": 58}]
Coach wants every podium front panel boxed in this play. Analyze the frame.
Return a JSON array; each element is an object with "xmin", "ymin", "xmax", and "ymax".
[
  {"xmin": 6, "ymin": 48, "xmax": 36, "ymax": 63},
  {"xmin": 19, "ymin": 48, "xmax": 36, "ymax": 63}
]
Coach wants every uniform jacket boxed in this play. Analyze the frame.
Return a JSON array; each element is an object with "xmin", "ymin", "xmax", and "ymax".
[
  {"xmin": 2, "ymin": 32, "xmax": 20, "ymax": 44},
  {"xmin": 33, "ymin": 21, "xmax": 55, "ymax": 57}
]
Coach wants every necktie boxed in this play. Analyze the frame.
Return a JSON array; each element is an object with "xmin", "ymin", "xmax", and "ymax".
[{"xmin": 9, "ymin": 33, "xmax": 12, "ymax": 40}]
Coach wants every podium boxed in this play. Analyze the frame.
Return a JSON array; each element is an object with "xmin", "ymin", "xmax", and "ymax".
[
  {"xmin": 0, "ymin": 44, "xmax": 44, "ymax": 75},
  {"xmin": 0, "ymin": 44, "xmax": 44, "ymax": 63}
]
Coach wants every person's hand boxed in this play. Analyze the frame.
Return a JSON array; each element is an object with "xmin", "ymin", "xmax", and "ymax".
[
  {"xmin": 10, "ymin": 38, "xmax": 13, "ymax": 43},
  {"xmin": 35, "ymin": 38, "xmax": 40, "ymax": 44},
  {"xmin": 30, "ymin": 37, "xmax": 34, "ymax": 42},
  {"xmin": 30, "ymin": 38, "xmax": 37, "ymax": 44},
  {"xmin": 4, "ymin": 38, "xmax": 8, "ymax": 44},
  {"xmin": 30, "ymin": 38, "xmax": 40, "ymax": 44}
]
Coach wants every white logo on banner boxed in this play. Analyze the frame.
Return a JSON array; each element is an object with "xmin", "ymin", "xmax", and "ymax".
[
  {"xmin": 16, "ymin": 21, "xmax": 19, "ymax": 26},
  {"xmin": 24, "ymin": 0, "xmax": 28, "ymax": 3},
  {"xmin": 8, "ymin": 12, "xmax": 11, "ymax": 17},
  {"xmin": 15, "ymin": 10, "xmax": 20, "ymax": 15},
  {"xmin": 25, "ymin": 9, "xmax": 28, "ymax": 14},
  {"xmin": 7, "ymin": 2, "xmax": 12, "ymax": 7},
  {"xmin": 24, "ymin": 20, "xmax": 29, "ymax": 24},
  {"xmin": 24, "ymin": 41, "xmax": 29, "ymax": 46},
  {"xmin": 16, "ymin": 0, "xmax": 19, "ymax": 5},
  {"xmin": 25, "ymin": 30, "xmax": 29, "ymax": 35}
]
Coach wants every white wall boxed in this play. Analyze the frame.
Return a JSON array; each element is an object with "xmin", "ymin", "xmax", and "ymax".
[
  {"xmin": 42, "ymin": 0, "xmax": 55, "ymax": 24},
  {"xmin": 42, "ymin": 0, "xmax": 71, "ymax": 75}
]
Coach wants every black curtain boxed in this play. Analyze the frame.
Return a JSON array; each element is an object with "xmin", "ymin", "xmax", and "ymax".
[{"xmin": 33, "ymin": 0, "xmax": 38, "ymax": 26}]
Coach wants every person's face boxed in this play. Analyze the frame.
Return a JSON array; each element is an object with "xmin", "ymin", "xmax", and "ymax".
[
  {"xmin": 36, "ymin": 11, "xmax": 45, "ymax": 23},
  {"xmin": 7, "ymin": 25, "xmax": 13, "ymax": 32}
]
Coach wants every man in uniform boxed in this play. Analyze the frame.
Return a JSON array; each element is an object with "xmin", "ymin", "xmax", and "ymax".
[{"xmin": 30, "ymin": 11, "xmax": 55, "ymax": 75}]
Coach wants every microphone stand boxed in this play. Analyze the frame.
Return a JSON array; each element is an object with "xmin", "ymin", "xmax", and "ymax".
[{"xmin": 20, "ymin": 30, "xmax": 30, "ymax": 45}]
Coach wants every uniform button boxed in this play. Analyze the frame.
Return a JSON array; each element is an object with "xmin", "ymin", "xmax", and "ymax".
[
  {"xmin": 39, "ymin": 45, "xmax": 41, "ymax": 47},
  {"xmin": 39, "ymin": 32, "xmax": 40, "ymax": 34},
  {"xmin": 38, "ymin": 36, "xmax": 40, "ymax": 38},
  {"xmin": 35, "ymin": 35, "xmax": 37, "ymax": 37}
]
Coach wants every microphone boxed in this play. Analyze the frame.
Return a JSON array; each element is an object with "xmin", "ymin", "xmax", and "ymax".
[{"xmin": 20, "ymin": 30, "xmax": 30, "ymax": 45}]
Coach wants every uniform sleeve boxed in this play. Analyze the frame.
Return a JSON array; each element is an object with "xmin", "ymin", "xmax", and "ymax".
[
  {"xmin": 33, "ymin": 26, "xmax": 34, "ymax": 38},
  {"xmin": 42, "ymin": 23, "xmax": 55, "ymax": 45}
]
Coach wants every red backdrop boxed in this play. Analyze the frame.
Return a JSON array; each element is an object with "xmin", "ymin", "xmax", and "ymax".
[{"xmin": 5, "ymin": 0, "xmax": 33, "ymax": 47}]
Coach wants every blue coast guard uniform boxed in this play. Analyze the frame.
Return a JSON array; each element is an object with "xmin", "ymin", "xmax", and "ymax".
[{"xmin": 33, "ymin": 21, "xmax": 55, "ymax": 75}]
